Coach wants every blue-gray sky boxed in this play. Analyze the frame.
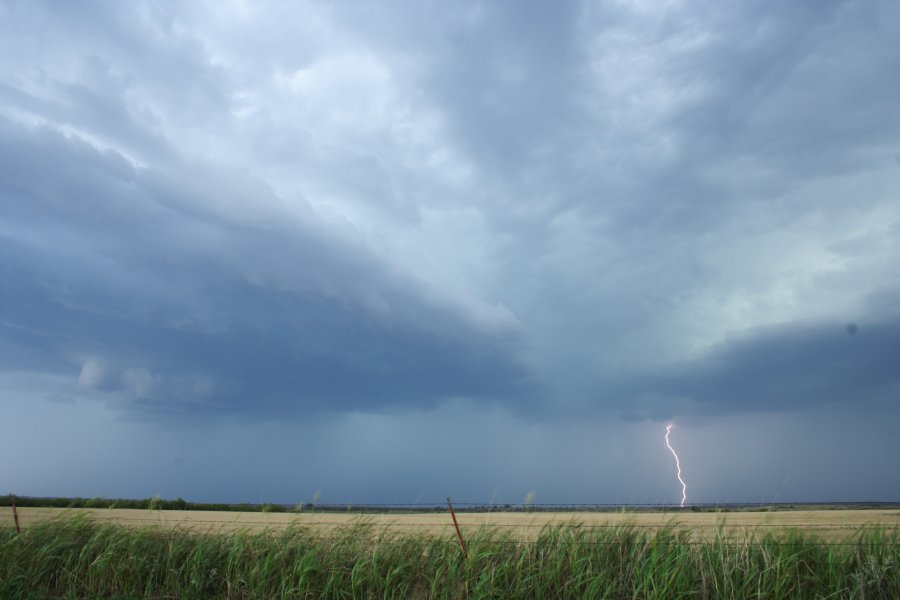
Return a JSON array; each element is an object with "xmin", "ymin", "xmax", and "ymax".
[{"xmin": 1, "ymin": 0, "xmax": 898, "ymax": 505}]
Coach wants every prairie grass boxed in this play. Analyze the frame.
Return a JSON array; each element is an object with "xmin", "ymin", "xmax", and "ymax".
[{"xmin": 0, "ymin": 517, "xmax": 897, "ymax": 599}]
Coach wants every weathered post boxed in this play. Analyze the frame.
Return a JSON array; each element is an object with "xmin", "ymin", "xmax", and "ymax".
[
  {"xmin": 11, "ymin": 495, "xmax": 21, "ymax": 534},
  {"xmin": 447, "ymin": 497, "xmax": 467, "ymax": 559}
]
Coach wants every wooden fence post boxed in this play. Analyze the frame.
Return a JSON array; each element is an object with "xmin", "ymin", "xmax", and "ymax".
[
  {"xmin": 11, "ymin": 495, "xmax": 21, "ymax": 534},
  {"xmin": 447, "ymin": 497, "xmax": 467, "ymax": 559}
]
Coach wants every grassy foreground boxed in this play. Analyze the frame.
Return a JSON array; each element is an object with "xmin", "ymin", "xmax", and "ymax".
[{"xmin": 1, "ymin": 518, "xmax": 897, "ymax": 599}]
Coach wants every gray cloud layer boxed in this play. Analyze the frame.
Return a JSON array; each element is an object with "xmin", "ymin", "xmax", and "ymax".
[
  {"xmin": 624, "ymin": 317, "xmax": 900, "ymax": 420},
  {"xmin": 0, "ymin": 116, "xmax": 535, "ymax": 416},
  {"xmin": 1, "ymin": 0, "xmax": 898, "ymax": 501}
]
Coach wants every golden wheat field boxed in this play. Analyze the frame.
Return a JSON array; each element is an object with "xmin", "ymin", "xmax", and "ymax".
[{"xmin": 5, "ymin": 507, "xmax": 899, "ymax": 540}]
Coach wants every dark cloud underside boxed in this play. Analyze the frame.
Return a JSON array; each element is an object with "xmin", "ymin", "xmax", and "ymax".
[{"xmin": 0, "ymin": 117, "xmax": 536, "ymax": 415}]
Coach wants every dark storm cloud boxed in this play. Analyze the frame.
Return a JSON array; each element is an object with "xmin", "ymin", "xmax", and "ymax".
[
  {"xmin": 1, "ymin": 0, "xmax": 899, "ymax": 503},
  {"xmin": 0, "ymin": 116, "xmax": 537, "ymax": 415},
  {"xmin": 1, "ymin": 0, "xmax": 897, "ymax": 421},
  {"xmin": 627, "ymin": 316, "xmax": 900, "ymax": 419}
]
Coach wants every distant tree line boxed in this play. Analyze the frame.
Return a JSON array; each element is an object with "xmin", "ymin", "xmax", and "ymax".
[
  {"xmin": 0, "ymin": 495, "xmax": 448, "ymax": 513},
  {"xmin": 4, "ymin": 495, "xmax": 893, "ymax": 513},
  {"xmin": 0, "ymin": 495, "xmax": 291, "ymax": 513}
]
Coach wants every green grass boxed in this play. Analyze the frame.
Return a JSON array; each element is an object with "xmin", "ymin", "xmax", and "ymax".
[{"xmin": 1, "ymin": 518, "xmax": 897, "ymax": 599}]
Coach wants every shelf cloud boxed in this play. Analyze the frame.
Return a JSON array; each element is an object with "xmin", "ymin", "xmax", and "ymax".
[{"xmin": 1, "ymin": 0, "xmax": 897, "ymax": 502}]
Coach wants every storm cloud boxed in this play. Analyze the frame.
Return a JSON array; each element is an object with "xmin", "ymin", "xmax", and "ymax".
[
  {"xmin": 625, "ymin": 315, "xmax": 900, "ymax": 420},
  {"xmin": 0, "ymin": 116, "xmax": 535, "ymax": 416},
  {"xmin": 1, "ymin": 0, "xmax": 898, "ymax": 503}
]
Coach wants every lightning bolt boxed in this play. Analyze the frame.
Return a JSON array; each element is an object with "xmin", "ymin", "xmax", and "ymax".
[{"xmin": 665, "ymin": 424, "xmax": 687, "ymax": 508}]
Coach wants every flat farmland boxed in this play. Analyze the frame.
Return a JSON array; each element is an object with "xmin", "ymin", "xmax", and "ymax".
[
  {"xmin": 5, "ymin": 506, "xmax": 899, "ymax": 540},
  {"xmin": 4, "ymin": 506, "xmax": 899, "ymax": 598}
]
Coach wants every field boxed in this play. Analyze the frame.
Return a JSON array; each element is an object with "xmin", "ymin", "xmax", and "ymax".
[
  {"xmin": 2, "ymin": 507, "xmax": 899, "ymax": 599},
  {"xmin": 5, "ymin": 506, "xmax": 900, "ymax": 539}
]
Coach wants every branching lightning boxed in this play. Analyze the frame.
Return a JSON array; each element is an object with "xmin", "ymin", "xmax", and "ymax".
[{"xmin": 665, "ymin": 424, "xmax": 687, "ymax": 508}]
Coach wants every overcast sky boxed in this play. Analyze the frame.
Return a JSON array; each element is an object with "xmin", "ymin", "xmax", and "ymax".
[{"xmin": 1, "ymin": 0, "xmax": 898, "ymax": 506}]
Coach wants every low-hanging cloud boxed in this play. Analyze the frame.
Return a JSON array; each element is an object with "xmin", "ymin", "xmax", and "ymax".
[
  {"xmin": 626, "ymin": 315, "xmax": 900, "ymax": 419},
  {"xmin": 0, "ymin": 116, "xmax": 537, "ymax": 416}
]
